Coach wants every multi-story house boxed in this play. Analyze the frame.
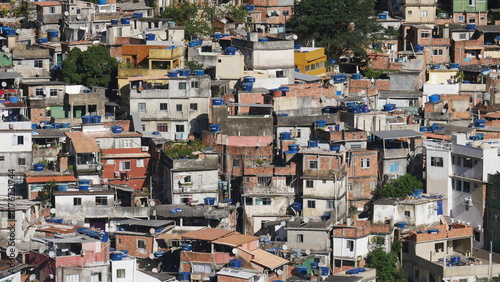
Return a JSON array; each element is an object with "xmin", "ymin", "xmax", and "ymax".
[
  {"xmin": 128, "ymin": 72, "xmax": 211, "ymax": 139},
  {"xmin": 452, "ymin": 0, "xmax": 488, "ymax": 25},
  {"xmin": 12, "ymin": 47, "xmax": 52, "ymax": 78},
  {"xmin": 485, "ymin": 173, "xmax": 500, "ymax": 253},
  {"xmin": 246, "ymin": 0, "xmax": 294, "ymax": 32},
  {"xmin": 23, "ymin": 81, "xmax": 67, "ymax": 125},
  {"xmin": 34, "ymin": 1, "xmax": 62, "ymax": 33},
  {"xmin": 294, "ymin": 47, "xmax": 327, "ymax": 76}
]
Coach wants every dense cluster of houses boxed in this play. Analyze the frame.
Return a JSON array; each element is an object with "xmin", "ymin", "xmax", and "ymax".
[{"xmin": 3, "ymin": 0, "xmax": 500, "ymax": 281}]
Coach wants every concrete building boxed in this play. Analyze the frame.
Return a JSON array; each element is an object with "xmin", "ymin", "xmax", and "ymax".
[
  {"xmin": 294, "ymin": 47, "xmax": 327, "ymax": 76},
  {"xmin": 373, "ymin": 195, "xmax": 443, "ymax": 227},
  {"xmin": 452, "ymin": 0, "xmax": 488, "ymax": 25}
]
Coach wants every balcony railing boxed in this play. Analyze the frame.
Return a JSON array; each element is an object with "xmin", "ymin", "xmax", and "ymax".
[{"xmin": 242, "ymin": 185, "xmax": 295, "ymax": 196}]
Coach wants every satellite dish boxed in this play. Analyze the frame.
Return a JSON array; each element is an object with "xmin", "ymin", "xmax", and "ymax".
[
  {"xmin": 478, "ymin": 54, "xmax": 483, "ymax": 58},
  {"xmin": 103, "ymin": 178, "xmax": 108, "ymax": 184},
  {"xmin": 282, "ymin": 245, "xmax": 288, "ymax": 250},
  {"xmin": 267, "ymin": 11, "xmax": 273, "ymax": 17},
  {"xmin": 305, "ymin": 249, "xmax": 311, "ymax": 255},
  {"xmin": 277, "ymin": 270, "xmax": 283, "ymax": 276},
  {"xmin": 64, "ymin": 11, "xmax": 69, "ymax": 17},
  {"xmin": 292, "ymin": 35, "xmax": 298, "ymax": 40},
  {"xmin": 149, "ymin": 228, "xmax": 156, "ymax": 235},
  {"xmin": 48, "ymin": 251, "xmax": 55, "ymax": 258},
  {"xmin": 50, "ymin": 208, "xmax": 56, "ymax": 214},
  {"xmin": 179, "ymin": 177, "xmax": 185, "ymax": 184},
  {"xmin": 76, "ymin": 14, "xmax": 82, "ymax": 20},
  {"xmin": 40, "ymin": 122, "xmax": 45, "ymax": 128},
  {"xmin": 38, "ymin": 245, "xmax": 47, "ymax": 253},
  {"xmin": 232, "ymin": 248, "xmax": 238, "ymax": 255},
  {"xmin": 149, "ymin": 254, "xmax": 155, "ymax": 259},
  {"xmin": 29, "ymin": 274, "xmax": 36, "ymax": 281},
  {"xmin": 235, "ymin": 202, "xmax": 241, "ymax": 208},
  {"xmin": 360, "ymin": 90, "xmax": 366, "ymax": 95},
  {"xmin": 70, "ymin": 219, "xmax": 77, "ymax": 225},
  {"xmin": 1, "ymin": 81, "xmax": 6, "ymax": 87},
  {"xmin": 303, "ymin": 217, "xmax": 310, "ymax": 224},
  {"xmin": 280, "ymin": 221, "xmax": 286, "ymax": 227},
  {"xmin": 97, "ymin": 165, "xmax": 103, "ymax": 170},
  {"xmin": 149, "ymin": 200, "xmax": 156, "ymax": 207},
  {"xmin": 152, "ymin": 268, "xmax": 158, "ymax": 273}
]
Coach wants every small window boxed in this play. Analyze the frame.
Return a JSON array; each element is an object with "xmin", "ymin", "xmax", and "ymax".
[
  {"xmin": 74, "ymin": 197, "xmax": 82, "ymax": 206},
  {"xmin": 327, "ymin": 200, "xmax": 335, "ymax": 209},
  {"xmin": 191, "ymin": 81, "xmax": 199, "ymax": 88},
  {"xmin": 232, "ymin": 158, "xmax": 240, "ymax": 167},
  {"xmin": 297, "ymin": 234, "xmax": 304, "ymax": 242},
  {"xmin": 138, "ymin": 103, "xmax": 146, "ymax": 112},
  {"xmin": 404, "ymin": 210, "xmax": 411, "ymax": 217},
  {"xmin": 421, "ymin": 10, "xmax": 428, "ymax": 17},
  {"xmin": 456, "ymin": 179, "xmax": 462, "ymax": 191},
  {"xmin": 346, "ymin": 240, "xmax": 354, "ymax": 251},
  {"xmin": 245, "ymin": 197, "xmax": 253, "ymax": 205},
  {"xmin": 121, "ymin": 140, "xmax": 132, "ymax": 148},
  {"xmin": 178, "ymin": 82, "xmax": 187, "ymax": 90},
  {"xmin": 0, "ymin": 156, "xmax": 4, "ymax": 161},
  {"xmin": 92, "ymin": 272, "xmax": 102, "ymax": 282},
  {"xmin": 116, "ymin": 269, "xmax": 126, "ymax": 279},
  {"xmin": 455, "ymin": 156, "xmax": 462, "ymax": 166},
  {"xmin": 361, "ymin": 158, "xmax": 370, "ymax": 168},
  {"xmin": 176, "ymin": 104, "xmax": 182, "ymax": 112},
  {"xmin": 160, "ymin": 103, "xmax": 168, "ymax": 111},
  {"xmin": 463, "ymin": 181, "xmax": 471, "ymax": 193},
  {"xmin": 309, "ymin": 160, "xmax": 318, "ymax": 169},
  {"xmin": 15, "ymin": 136, "xmax": 24, "ymax": 145},
  {"xmin": 435, "ymin": 242, "xmax": 444, "ymax": 252},
  {"xmin": 46, "ymin": 109, "xmax": 51, "ymax": 117},
  {"xmin": 458, "ymin": 16, "xmax": 464, "ymax": 22},
  {"xmin": 276, "ymin": 70, "xmax": 285, "ymax": 78},
  {"xmin": 390, "ymin": 162, "xmax": 399, "ymax": 172},
  {"xmin": 307, "ymin": 200, "xmax": 315, "ymax": 208},
  {"xmin": 432, "ymin": 49, "xmax": 443, "ymax": 56},
  {"xmin": 464, "ymin": 158, "xmax": 473, "ymax": 168},
  {"xmin": 421, "ymin": 31, "xmax": 430, "ymax": 38},
  {"xmin": 137, "ymin": 239, "xmax": 146, "ymax": 249},
  {"xmin": 431, "ymin": 157, "xmax": 443, "ymax": 167},
  {"xmin": 120, "ymin": 161, "xmax": 131, "ymax": 171},
  {"xmin": 306, "ymin": 180, "xmax": 314, "ymax": 188},
  {"xmin": 469, "ymin": 18, "xmax": 476, "ymax": 23},
  {"xmin": 49, "ymin": 89, "xmax": 58, "ymax": 97},
  {"xmin": 48, "ymin": 6, "xmax": 56, "ymax": 14},
  {"xmin": 35, "ymin": 88, "xmax": 44, "ymax": 96},
  {"xmin": 175, "ymin": 124, "xmax": 185, "ymax": 132},
  {"xmin": 493, "ymin": 190, "xmax": 497, "ymax": 199},
  {"xmin": 34, "ymin": 59, "xmax": 43, "ymax": 68},
  {"xmin": 474, "ymin": 230, "xmax": 480, "ymax": 242},
  {"xmin": 256, "ymin": 198, "xmax": 271, "ymax": 205},
  {"xmin": 190, "ymin": 103, "xmax": 198, "ymax": 111},
  {"xmin": 370, "ymin": 181, "xmax": 376, "ymax": 189},
  {"xmin": 136, "ymin": 159, "xmax": 144, "ymax": 167},
  {"xmin": 157, "ymin": 123, "xmax": 168, "ymax": 132},
  {"xmin": 408, "ymin": 10, "xmax": 412, "ymax": 15},
  {"xmin": 348, "ymin": 182, "xmax": 352, "ymax": 191},
  {"xmin": 18, "ymin": 158, "xmax": 26, "ymax": 166},
  {"xmin": 95, "ymin": 196, "xmax": 108, "ymax": 206}
]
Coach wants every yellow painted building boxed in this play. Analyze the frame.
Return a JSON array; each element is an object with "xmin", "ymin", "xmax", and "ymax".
[{"xmin": 294, "ymin": 47, "xmax": 327, "ymax": 76}]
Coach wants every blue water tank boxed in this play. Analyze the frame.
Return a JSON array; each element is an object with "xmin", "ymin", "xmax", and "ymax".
[
  {"xmin": 415, "ymin": 45, "xmax": 424, "ymax": 52},
  {"xmin": 328, "ymin": 59, "xmax": 337, "ymax": 65},
  {"xmin": 46, "ymin": 217, "xmax": 63, "ymax": 224},
  {"xmin": 181, "ymin": 244, "xmax": 193, "ymax": 251},
  {"xmin": 8, "ymin": 96, "xmax": 18, "ymax": 103},
  {"xmin": 383, "ymin": 104, "xmax": 396, "ymax": 111},
  {"xmin": 204, "ymin": 197, "xmax": 216, "ymax": 205},
  {"xmin": 134, "ymin": 12, "xmax": 143, "ymax": 18},
  {"xmin": 168, "ymin": 70, "xmax": 179, "ymax": 77},
  {"xmin": 279, "ymin": 86, "xmax": 290, "ymax": 95},
  {"xmin": 57, "ymin": 185, "xmax": 68, "ymax": 192},
  {"xmin": 82, "ymin": 116, "xmax": 91, "ymax": 124},
  {"xmin": 97, "ymin": 0, "xmax": 107, "ymax": 4},
  {"xmin": 450, "ymin": 63, "xmax": 459, "ymax": 69},
  {"xmin": 111, "ymin": 125, "xmax": 123, "ymax": 133},
  {"xmin": 378, "ymin": 13, "xmax": 387, "ymax": 19},
  {"xmin": 229, "ymin": 259, "xmax": 242, "ymax": 268},
  {"xmin": 214, "ymin": 33, "xmax": 222, "ymax": 39},
  {"xmin": 226, "ymin": 47, "xmax": 237, "ymax": 55},
  {"xmin": 352, "ymin": 73, "xmax": 362, "ymax": 80},
  {"xmin": 120, "ymin": 250, "xmax": 129, "ymax": 256},
  {"xmin": 296, "ymin": 266, "xmax": 308, "ymax": 276},
  {"xmin": 154, "ymin": 251, "xmax": 165, "ymax": 258},
  {"xmin": 467, "ymin": 24, "xmax": 476, "ymax": 30},
  {"xmin": 145, "ymin": 33, "xmax": 155, "ymax": 41},
  {"xmin": 110, "ymin": 252, "xmax": 123, "ymax": 261},
  {"xmin": 280, "ymin": 132, "xmax": 292, "ymax": 140},
  {"xmin": 111, "ymin": 19, "xmax": 119, "ymax": 25},
  {"xmin": 33, "ymin": 163, "xmax": 45, "ymax": 171},
  {"xmin": 258, "ymin": 37, "xmax": 269, "ymax": 42},
  {"xmin": 315, "ymin": 120, "xmax": 326, "ymax": 128},
  {"xmin": 311, "ymin": 262, "xmax": 319, "ymax": 270},
  {"xmin": 288, "ymin": 144, "xmax": 300, "ymax": 152},
  {"xmin": 294, "ymin": 44, "xmax": 301, "ymax": 50},
  {"xmin": 292, "ymin": 202, "xmax": 302, "ymax": 211},
  {"xmin": 320, "ymin": 267, "xmax": 330, "ymax": 276},
  {"xmin": 244, "ymin": 76, "xmax": 255, "ymax": 83},
  {"xmin": 209, "ymin": 124, "xmax": 221, "ymax": 132},
  {"xmin": 414, "ymin": 189, "xmax": 424, "ymax": 198},
  {"xmin": 194, "ymin": 69, "xmax": 204, "ymax": 76},
  {"xmin": 212, "ymin": 98, "xmax": 224, "ymax": 105},
  {"xmin": 179, "ymin": 69, "xmax": 190, "ymax": 76},
  {"xmin": 120, "ymin": 18, "xmax": 130, "ymax": 25},
  {"xmin": 242, "ymin": 83, "xmax": 253, "ymax": 91},
  {"xmin": 245, "ymin": 4, "xmax": 254, "ymax": 11},
  {"xmin": 61, "ymin": 123, "xmax": 70, "ymax": 128},
  {"xmin": 396, "ymin": 222, "xmax": 406, "ymax": 228},
  {"xmin": 179, "ymin": 272, "xmax": 191, "ymax": 281},
  {"xmin": 47, "ymin": 30, "xmax": 59, "ymax": 38},
  {"xmin": 429, "ymin": 94, "xmax": 441, "ymax": 102},
  {"xmin": 3, "ymin": 28, "xmax": 15, "ymax": 36},
  {"xmin": 308, "ymin": 140, "xmax": 319, "ymax": 148},
  {"xmin": 475, "ymin": 119, "xmax": 486, "ymax": 128},
  {"xmin": 330, "ymin": 144, "xmax": 341, "ymax": 152},
  {"xmin": 323, "ymin": 106, "xmax": 336, "ymax": 114},
  {"xmin": 53, "ymin": 123, "xmax": 61, "ymax": 128}
]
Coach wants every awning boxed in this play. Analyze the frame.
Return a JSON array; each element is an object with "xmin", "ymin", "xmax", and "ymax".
[
  {"xmin": 26, "ymin": 175, "xmax": 76, "ymax": 184},
  {"xmin": 464, "ymin": 46, "xmax": 484, "ymax": 50},
  {"xmin": 248, "ymin": 248, "xmax": 288, "ymax": 269},
  {"xmin": 72, "ymin": 137, "xmax": 99, "ymax": 153},
  {"xmin": 370, "ymin": 130, "xmax": 422, "ymax": 139},
  {"xmin": 213, "ymin": 234, "xmax": 259, "ymax": 247}
]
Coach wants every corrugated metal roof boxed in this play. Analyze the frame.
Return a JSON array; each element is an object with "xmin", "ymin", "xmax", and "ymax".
[
  {"xmin": 181, "ymin": 228, "xmax": 234, "ymax": 241},
  {"xmin": 370, "ymin": 130, "xmax": 422, "ymax": 139},
  {"xmin": 213, "ymin": 234, "xmax": 259, "ymax": 247},
  {"xmin": 249, "ymin": 248, "xmax": 288, "ymax": 269},
  {"xmin": 117, "ymin": 219, "xmax": 175, "ymax": 228},
  {"xmin": 31, "ymin": 129, "xmax": 66, "ymax": 139},
  {"xmin": 34, "ymin": 1, "xmax": 61, "ymax": 6},
  {"xmin": 71, "ymin": 137, "xmax": 99, "ymax": 153},
  {"xmin": 217, "ymin": 268, "xmax": 258, "ymax": 279}
]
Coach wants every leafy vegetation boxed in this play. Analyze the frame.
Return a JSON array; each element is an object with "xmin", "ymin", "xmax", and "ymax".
[
  {"xmin": 186, "ymin": 61, "xmax": 204, "ymax": 71},
  {"xmin": 362, "ymin": 68, "xmax": 385, "ymax": 79},
  {"xmin": 164, "ymin": 139, "xmax": 205, "ymax": 159},
  {"xmin": 159, "ymin": 2, "xmax": 248, "ymax": 39},
  {"xmin": 38, "ymin": 181, "xmax": 57, "ymax": 207},
  {"xmin": 376, "ymin": 173, "xmax": 423, "ymax": 199},
  {"xmin": 366, "ymin": 241, "xmax": 407, "ymax": 281},
  {"xmin": 62, "ymin": 45, "xmax": 118, "ymax": 90},
  {"xmin": 288, "ymin": 0, "xmax": 391, "ymax": 58}
]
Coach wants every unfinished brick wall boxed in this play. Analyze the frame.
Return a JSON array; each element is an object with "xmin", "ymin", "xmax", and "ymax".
[{"xmin": 115, "ymin": 234, "xmax": 154, "ymax": 258}]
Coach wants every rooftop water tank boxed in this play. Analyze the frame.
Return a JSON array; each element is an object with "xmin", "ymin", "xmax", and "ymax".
[
  {"xmin": 212, "ymin": 98, "xmax": 224, "ymax": 105},
  {"xmin": 209, "ymin": 124, "xmax": 221, "ymax": 132},
  {"xmin": 229, "ymin": 259, "xmax": 242, "ymax": 268},
  {"xmin": 120, "ymin": 18, "xmax": 130, "ymax": 25},
  {"xmin": 308, "ymin": 140, "xmax": 319, "ymax": 148},
  {"xmin": 226, "ymin": 47, "xmax": 237, "ymax": 55},
  {"xmin": 111, "ymin": 125, "xmax": 123, "ymax": 133},
  {"xmin": 280, "ymin": 132, "xmax": 292, "ymax": 140},
  {"xmin": 145, "ymin": 33, "xmax": 156, "ymax": 41},
  {"xmin": 33, "ymin": 163, "xmax": 45, "ymax": 171}
]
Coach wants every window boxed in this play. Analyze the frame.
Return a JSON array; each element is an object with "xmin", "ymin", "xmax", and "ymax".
[
  {"xmin": 435, "ymin": 242, "xmax": 444, "ymax": 252},
  {"xmin": 255, "ymin": 198, "xmax": 271, "ymax": 205},
  {"xmin": 35, "ymin": 88, "xmax": 44, "ymax": 96},
  {"xmin": 431, "ymin": 157, "xmax": 443, "ymax": 167},
  {"xmin": 346, "ymin": 240, "xmax": 354, "ymax": 251},
  {"xmin": 34, "ymin": 59, "xmax": 43, "ymax": 68},
  {"xmin": 245, "ymin": 197, "xmax": 253, "ymax": 205},
  {"xmin": 307, "ymin": 200, "xmax": 315, "ymax": 208},
  {"xmin": 496, "ymin": 214, "xmax": 500, "ymax": 222},
  {"xmin": 469, "ymin": 17, "xmax": 476, "ymax": 23},
  {"xmin": 13, "ymin": 135, "xmax": 24, "ymax": 145},
  {"xmin": 18, "ymin": 158, "xmax": 26, "ymax": 166},
  {"xmin": 157, "ymin": 123, "xmax": 168, "ymax": 132},
  {"xmin": 176, "ymin": 104, "xmax": 182, "ymax": 112},
  {"xmin": 310, "ymin": 160, "xmax": 318, "ymax": 169},
  {"xmin": 474, "ymin": 230, "xmax": 480, "ymax": 242},
  {"xmin": 455, "ymin": 156, "xmax": 462, "ymax": 166},
  {"xmin": 95, "ymin": 196, "xmax": 108, "ymax": 206},
  {"xmin": 116, "ymin": 269, "xmax": 126, "ymax": 279},
  {"xmin": 191, "ymin": 81, "xmax": 199, "ymax": 88},
  {"xmin": 121, "ymin": 140, "xmax": 132, "ymax": 148},
  {"xmin": 404, "ymin": 210, "xmax": 411, "ymax": 217},
  {"xmin": 137, "ymin": 239, "xmax": 146, "ymax": 249},
  {"xmin": 66, "ymin": 274, "xmax": 79, "ymax": 282},
  {"xmin": 327, "ymin": 200, "xmax": 335, "ymax": 209},
  {"xmin": 493, "ymin": 190, "xmax": 498, "ymax": 199},
  {"xmin": 175, "ymin": 124, "xmax": 185, "ymax": 132},
  {"xmin": 160, "ymin": 103, "xmax": 168, "ymax": 111},
  {"xmin": 361, "ymin": 158, "xmax": 370, "ymax": 168},
  {"xmin": 92, "ymin": 272, "xmax": 102, "ymax": 282},
  {"xmin": 306, "ymin": 180, "xmax": 314, "ymax": 188},
  {"xmin": 138, "ymin": 103, "xmax": 146, "ymax": 112},
  {"xmin": 136, "ymin": 159, "xmax": 144, "ymax": 167},
  {"xmin": 0, "ymin": 156, "xmax": 4, "ymax": 161},
  {"xmin": 421, "ymin": 10, "xmax": 428, "ymax": 17},
  {"xmin": 469, "ymin": 0, "xmax": 475, "ymax": 6},
  {"xmin": 370, "ymin": 181, "xmax": 376, "ymax": 189},
  {"xmin": 348, "ymin": 182, "xmax": 352, "ymax": 191},
  {"xmin": 46, "ymin": 109, "xmax": 51, "ymax": 117},
  {"xmin": 464, "ymin": 158, "xmax": 473, "ymax": 168},
  {"xmin": 258, "ymin": 176, "xmax": 272, "ymax": 187},
  {"xmin": 120, "ymin": 161, "xmax": 131, "ymax": 171},
  {"xmin": 276, "ymin": 70, "xmax": 285, "ymax": 78},
  {"xmin": 48, "ymin": 6, "xmax": 56, "ymax": 14},
  {"xmin": 408, "ymin": 10, "xmax": 412, "ymax": 15},
  {"xmin": 390, "ymin": 162, "xmax": 399, "ymax": 172},
  {"xmin": 297, "ymin": 234, "xmax": 304, "ymax": 242},
  {"xmin": 463, "ymin": 181, "xmax": 471, "ymax": 193},
  {"xmin": 458, "ymin": 16, "xmax": 464, "ymax": 22},
  {"xmin": 415, "ymin": 269, "xmax": 420, "ymax": 279},
  {"xmin": 232, "ymin": 158, "xmax": 240, "ymax": 167},
  {"xmin": 432, "ymin": 49, "xmax": 443, "ymax": 56},
  {"xmin": 49, "ymin": 89, "xmax": 58, "ymax": 97},
  {"xmin": 74, "ymin": 197, "xmax": 82, "ymax": 206},
  {"xmin": 421, "ymin": 31, "xmax": 430, "ymax": 38},
  {"xmin": 190, "ymin": 103, "xmax": 198, "ymax": 111},
  {"xmin": 456, "ymin": 179, "xmax": 462, "ymax": 191},
  {"xmin": 178, "ymin": 82, "xmax": 187, "ymax": 90}
]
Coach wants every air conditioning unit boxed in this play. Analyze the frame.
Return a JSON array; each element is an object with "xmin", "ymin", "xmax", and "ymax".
[
  {"xmin": 141, "ymin": 146, "xmax": 148, "ymax": 152},
  {"xmin": 114, "ymin": 171, "xmax": 120, "ymax": 177}
]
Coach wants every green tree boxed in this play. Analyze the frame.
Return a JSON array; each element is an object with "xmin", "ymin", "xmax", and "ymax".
[
  {"xmin": 377, "ymin": 173, "xmax": 423, "ymax": 199},
  {"xmin": 38, "ymin": 181, "xmax": 57, "ymax": 207},
  {"xmin": 62, "ymin": 45, "xmax": 118, "ymax": 89},
  {"xmin": 366, "ymin": 242, "xmax": 407, "ymax": 281},
  {"xmin": 288, "ymin": 0, "xmax": 389, "ymax": 58}
]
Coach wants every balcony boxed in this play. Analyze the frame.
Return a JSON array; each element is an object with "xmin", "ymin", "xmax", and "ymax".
[{"xmin": 242, "ymin": 185, "xmax": 294, "ymax": 196}]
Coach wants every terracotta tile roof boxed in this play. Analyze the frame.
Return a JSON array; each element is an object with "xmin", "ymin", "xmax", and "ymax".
[
  {"xmin": 248, "ymin": 248, "xmax": 288, "ymax": 269},
  {"xmin": 157, "ymin": 233, "xmax": 183, "ymax": 240},
  {"xmin": 181, "ymin": 228, "xmax": 235, "ymax": 241},
  {"xmin": 34, "ymin": 1, "xmax": 61, "ymax": 7},
  {"xmin": 226, "ymin": 136, "xmax": 274, "ymax": 147},
  {"xmin": 26, "ymin": 175, "xmax": 76, "ymax": 184},
  {"xmin": 213, "ymin": 234, "xmax": 259, "ymax": 247},
  {"xmin": 71, "ymin": 137, "xmax": 99, "ymax": 153},
  {"xmin": 37, "ymin": 223, "xmax": 86, "ymax": 234}
]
